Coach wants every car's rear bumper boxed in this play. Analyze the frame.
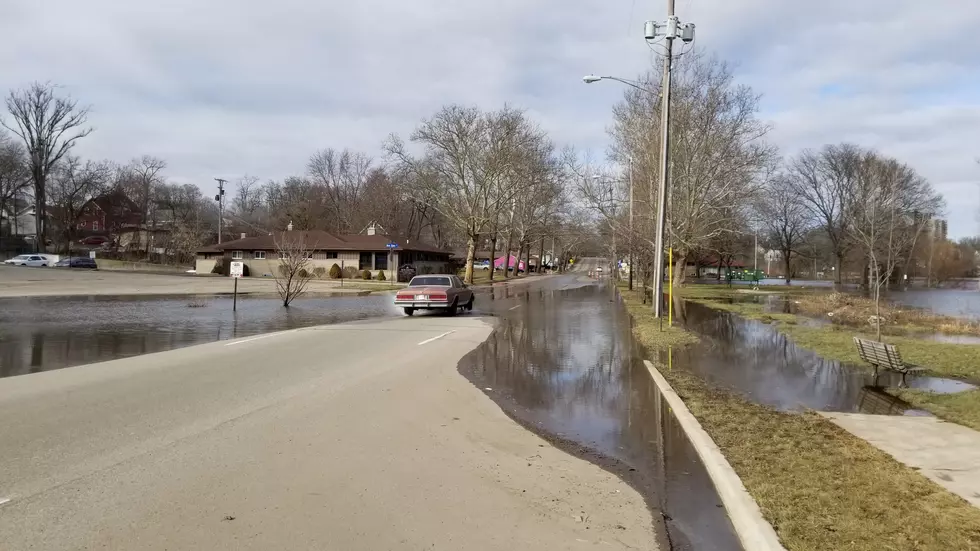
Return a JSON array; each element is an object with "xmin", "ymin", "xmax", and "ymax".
[{"xmin": 393, "ymin": 301, "xmax": 450, "ymax": 309}]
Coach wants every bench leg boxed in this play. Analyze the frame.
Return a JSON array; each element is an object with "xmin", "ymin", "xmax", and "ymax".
[{"xmin": 899, "ymin": 371, "xmax": 909, "ymax": 388}]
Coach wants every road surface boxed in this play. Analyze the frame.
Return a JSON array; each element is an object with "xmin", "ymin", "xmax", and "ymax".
[{"xmin": 0, "ymin": 314, "xmax": 655, "ymax": 550}]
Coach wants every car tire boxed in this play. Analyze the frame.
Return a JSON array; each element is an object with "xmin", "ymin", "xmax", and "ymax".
[
  {"xmin": 465, "ymin": 296, "xmax": 474, "ymax": 311},
  {"xmin": 404, "ymin": 308, "xmax": 415, "ymax": 317},
  {"xmin": 446, "ymin": 298, "xmax": 459, "ymax": 317}
]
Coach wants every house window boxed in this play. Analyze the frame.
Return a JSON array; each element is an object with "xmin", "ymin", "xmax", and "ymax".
[
  {"xmin": 92, "ymin": 221, "xmax": 99, "ymax": 231},
  {"xmin": 374, "ymin": 252, "xmax": 388, "ymax": 270},
  {"xmin": 279, "ymin": 252, "xmax": 290, "ymax": 260},
  {"xmin": 254, "ymin": 251, "xmax": 266, "ymax": 260},
  {"xmin": 359, "ymin": 252, "xmax": 373, "ymax": 270},
  {"xmin": 232, "ymin": 251, "xmax": 243, "ymax": 260},
  {"xmin": 326, "ymin": 251, "xmax": 338, "ymax": 259}
]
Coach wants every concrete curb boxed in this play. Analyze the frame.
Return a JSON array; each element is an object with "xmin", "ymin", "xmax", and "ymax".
[{"xmin": 643, "ymin": 360, "xmax": 786, "ymax": 551}]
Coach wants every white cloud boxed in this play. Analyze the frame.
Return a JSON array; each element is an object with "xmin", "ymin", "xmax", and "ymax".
[{"xmin": 1, "ymin": 0, "xmax": 978, "ymax": 237}]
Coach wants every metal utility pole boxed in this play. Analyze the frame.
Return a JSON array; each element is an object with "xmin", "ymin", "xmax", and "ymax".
[
  {"xmin": 214, "ymin": 178, "xmax": 227, "ymax": 244},
  {"xmin": 628, "ymin": 156, "xmax": 634, "ymax": 291}
]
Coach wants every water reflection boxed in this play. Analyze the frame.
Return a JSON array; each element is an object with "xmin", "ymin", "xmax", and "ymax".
[
  {"xmin": 0, "ymin": 295, "xmax": 400, "ymax": 377},
  {"xmin": 886, "ymin": 289, "xmax": 980, "ymax": 320},
  {"xmin": 670, "ymin": 300, "xmax": 975, "ymax": 413},
  {"xmin": 459, "ymin": 285, "xmax": 741, "ymax": 550}
]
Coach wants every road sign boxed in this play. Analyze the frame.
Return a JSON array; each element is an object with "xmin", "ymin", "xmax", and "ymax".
[
  {"xmin": 386, "ymin": 242, "xmax": 398, "ymax": 249},
  {"xmin": 230, "ymin": 261, "xmax": 244, "ymax": 278}
]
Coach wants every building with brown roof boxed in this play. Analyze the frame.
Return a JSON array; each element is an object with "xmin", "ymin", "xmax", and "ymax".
[{"xmin": 195, "ymin": 228, "xmax": 451, "ymax": 278}]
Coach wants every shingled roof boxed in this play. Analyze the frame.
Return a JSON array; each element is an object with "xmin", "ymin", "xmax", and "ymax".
[{"xmin": 197, "ymin": 230, "xmax": 449, "ymax": 254}]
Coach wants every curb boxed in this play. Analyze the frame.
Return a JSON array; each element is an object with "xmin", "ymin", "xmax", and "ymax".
[{"xmin": 643, "ymin": 359, "xmax": 786, "ymax": 551}]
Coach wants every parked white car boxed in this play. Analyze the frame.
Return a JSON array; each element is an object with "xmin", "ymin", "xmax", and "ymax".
[{"xmin": 3, "ymin": 254, "xmax": 51, "ymax": 267}]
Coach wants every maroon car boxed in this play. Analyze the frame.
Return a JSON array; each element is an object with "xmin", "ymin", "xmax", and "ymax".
[
  {"xmin": 394, "ymin": 275, "xmax": 474, "ymax": 316},
  {"xmin": 79, "ymin": 235, "xmax": 109, "ymax": 246}
]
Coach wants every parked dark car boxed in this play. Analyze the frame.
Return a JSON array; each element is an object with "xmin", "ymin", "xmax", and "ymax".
[
  {"xmin": 54, "ymin": 257, "xmax": 98, "ymax": 269},
  {"xmin": 397, "ymin": 263, "xmax": 417, "ymax": 283}
]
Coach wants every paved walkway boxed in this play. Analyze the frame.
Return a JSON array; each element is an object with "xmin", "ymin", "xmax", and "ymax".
[{"xmin": 821, "ymin": 412, "xmax": 980, "ymax": 508}]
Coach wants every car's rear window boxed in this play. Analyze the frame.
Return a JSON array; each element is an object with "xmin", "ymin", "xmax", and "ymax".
[{"xmin": 410, "ymin": 277, "xmax": 451, "ymax": 287}]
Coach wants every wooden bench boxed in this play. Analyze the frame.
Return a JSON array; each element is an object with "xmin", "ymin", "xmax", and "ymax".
[{"xmin": 853, "ymin": 337, "xmax": 926, "ymax": 387}]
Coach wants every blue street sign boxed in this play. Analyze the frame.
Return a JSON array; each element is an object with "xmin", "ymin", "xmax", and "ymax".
[{"xmin": 386, "ymin": 242, "xmax": 398, "ymax": 249}]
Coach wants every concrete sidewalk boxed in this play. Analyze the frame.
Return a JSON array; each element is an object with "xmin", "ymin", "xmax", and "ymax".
[{"xmin": 821, "ymin": 412, "xmax": 980, "ymax": 508}]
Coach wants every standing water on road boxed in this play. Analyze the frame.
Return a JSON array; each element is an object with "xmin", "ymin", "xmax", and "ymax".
[
  {"xmin": 459, "ymin": 283, "xmax": 741, "ymax": 551},
  {"xmin": 0, "ymin": 294, "xmax": 399, "ymax": 377}
]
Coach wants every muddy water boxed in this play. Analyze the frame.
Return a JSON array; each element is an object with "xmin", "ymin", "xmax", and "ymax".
[
  {"xmin": 459, "ymin": 284, "xmax": 741, "ymax": 550},
  {"xmin": 670, "ymin": 300, "xmax": 976, "ymax": 414}
]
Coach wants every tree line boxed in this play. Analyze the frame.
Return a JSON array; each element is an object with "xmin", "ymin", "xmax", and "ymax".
[
  {"xmin": 1, "ymin": 83, "xmax": 598, "ymax": 280},
  {"xmin": 586, "ymin": 50, "xmax": 976, "ymax": 291}
]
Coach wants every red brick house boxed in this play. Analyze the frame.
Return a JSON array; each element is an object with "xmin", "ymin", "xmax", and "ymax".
[{"xmin": 76, "ymin": 190, "xmax": 142, "ymax": 236}]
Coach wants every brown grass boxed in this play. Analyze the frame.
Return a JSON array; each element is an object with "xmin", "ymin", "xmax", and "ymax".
[
  {"xmin": 620, "ymin": 288, "xmax": 980, "ymax": 551},
  {"xmin": 796, "ymin": 292, "xmax": 980, "ymax": 336}
]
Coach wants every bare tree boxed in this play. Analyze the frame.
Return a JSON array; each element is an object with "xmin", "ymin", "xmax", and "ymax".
[
  {"xmin": 848, "ymin": 151, "xmax": 943, "ymax": 339},
  {"xmin": 233, "ymin": 175, "xmax": 263, "ymax": 218},
  {"xmin": 786, "ymin": 144, "xmax": 862, "ymax": 286},
  {"xmin": 2, "ymin": 82, "xmax": 92, "ymax": 246},
  {"xmin": 386, "ymin": 105, "xmax": 544, "ymax": 283},
  {"xmin": 756, "ymin": 175, "xmax": 814, "ymax": 285},
  {"xmin": 273, "ymin": 231, "xmax": 318, "ymax": 307},
  {"xmin": 0, "ymin": 133, "xmax": 29, "ymax": 240},
  {"xmin": 307, "ymin": 148, "xmax": 372, "ymax": 233},
  {"xmin": 608, "ymin": 51, "xmax": 775, "ymax": 287},
  {"xmin": 49, "ymin": 156, "xmax": 111, "ymax": 252}
]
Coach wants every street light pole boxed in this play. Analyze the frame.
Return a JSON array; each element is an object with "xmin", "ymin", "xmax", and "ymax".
[
  {"xmin": 214, "ymin": 178, "xmax": 227, "ymax": 244},
  {"xmin": 651, "ymin": 0, "xmax": 676, "ymax": 319},
  {"xmin": 584, "ymin": 2, "xmax": 694, "ymax": 316}
]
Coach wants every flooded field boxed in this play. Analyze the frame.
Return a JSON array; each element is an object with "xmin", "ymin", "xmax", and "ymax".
[{"xmin": 670, "ymin": 300, "xmax": 976, "ymax": 414}]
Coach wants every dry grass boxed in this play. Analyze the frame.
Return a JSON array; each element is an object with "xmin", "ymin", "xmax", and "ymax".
[
  {"xmin": 796, "ymin": 292, "xmax": 980, "ymax": 336},
  {"xmin": 621, "ymin": 290, "xmax": 980, "ymax": 551}
]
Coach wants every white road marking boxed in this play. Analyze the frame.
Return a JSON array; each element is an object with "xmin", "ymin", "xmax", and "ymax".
[
  {"xmin": 509, "ymin": 304, "xmax": 522, "ymax": 311},
  {"xmin": 0, "ymin": 498, "xmax": 11, "ymax": 506},
  {"xmin": 417, "ymin": 330, "xmax": 456, "ymax": 346},
  {"xmin": 225, "ymin": 333, "xmax": 284, "ymax": 347}
]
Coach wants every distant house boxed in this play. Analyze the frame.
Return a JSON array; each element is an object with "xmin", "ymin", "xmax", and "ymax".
[
  {"xmin": 77, "ymin": 190, "xmax": 142, "ymax": 237},
  {"xmin": 195, "ymin": 229, "xmax": 452, "ymax": 277}
]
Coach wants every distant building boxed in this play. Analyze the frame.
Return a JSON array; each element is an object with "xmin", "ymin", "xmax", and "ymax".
[
  {"xmin": 195, "ymin": 230, "xmax": 451, "ymax": 277},
  {"xmin": 929, "ymin": 218, "xmax": 948, "ymax": 241}
]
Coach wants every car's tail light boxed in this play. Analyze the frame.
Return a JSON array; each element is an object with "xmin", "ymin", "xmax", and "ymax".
[
  {"xmin": 430, "ymin": 293, "xmax": 447, "ymax": 301},
  {"xmin": 395, "ymin": 293, "xmax": 413, "ymax": 301}
]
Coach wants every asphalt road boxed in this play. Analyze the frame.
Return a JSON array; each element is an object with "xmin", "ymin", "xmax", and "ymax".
[{"xmin": 0, "ymin": 314, "xmax": 654, "ymax": 550}]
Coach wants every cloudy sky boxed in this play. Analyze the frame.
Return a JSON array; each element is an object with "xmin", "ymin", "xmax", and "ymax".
[{"xmin": 2, "ymin": 0, "xmax": 979, "ymax": 237}]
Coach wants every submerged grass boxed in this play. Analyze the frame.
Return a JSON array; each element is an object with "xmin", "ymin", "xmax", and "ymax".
[
  {"xmin": 620, "ymin": 288, "xmax": 980, "ymax": 551},
  {"xmin": 677, "ymin": 283, "xmax": 980, "ymax": 427}
]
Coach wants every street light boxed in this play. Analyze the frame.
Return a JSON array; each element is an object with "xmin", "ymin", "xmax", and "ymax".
[
  {"xmin": 583, "ymin": 3, "xmax": 696, "ymax": 320},
  {"xmin": 582, "ymin": 75, "xmax": 656, "ymax": 96}
]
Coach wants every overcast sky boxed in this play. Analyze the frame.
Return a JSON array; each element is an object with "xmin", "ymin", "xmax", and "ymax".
[{"xmin": 2, "ymin": 0, "xmax": 979, "ymax": 237}]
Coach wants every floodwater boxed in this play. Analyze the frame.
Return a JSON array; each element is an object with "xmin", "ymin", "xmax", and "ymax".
[
  {"xmin": 459, "ymin": 284, "xmax": 741, "ymax": 551},
  {"xmin": 886, "ymin": 288, "xmax": 980, "ymax": 320},
  {"xmin": 670, "ymin": 300, "xmax": 976, "ymax": 414},
  {"xmin": 0, "ymin": 294, "xmax": 403, "ymax": 378}
]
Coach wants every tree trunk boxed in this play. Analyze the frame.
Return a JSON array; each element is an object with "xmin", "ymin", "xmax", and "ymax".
[
  {"xmin": 503, "ymin": 232, "xmax": 513, "ymax": 279},
  {"xmin": 464, "ymin": 235, "xmax": 476, "ymax": 284},
  {"xmin": 716, "ymin": 258, "xmax": 723, "ymax": 280},
  {"xmin": 673, "ymin": 253, "xmax": 687, "ymax": 286},
  {"xmin": 488, "ymin": 234, "xmax": 498, "ymax": 282},
  {"xmin": 538, "ymin": 237, "xmax": 545, "ymax": 275},
  {"xmin": 524, "ymin": 243, "xmax": 531, "ymax": 278},
  {"xmin": 835, "ymin": 254, "xmax": 844, "ymax": 286},
  {"xmin": 33, "ymin": 171, "xmax": 45, "ymax": 252},
  {"xmin": 783, "ymin": 250, "xmax": 792, "ymax": 286}
]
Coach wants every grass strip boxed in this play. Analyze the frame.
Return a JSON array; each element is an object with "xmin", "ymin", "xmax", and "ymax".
[{"xmin": 621, "ymin": 288, "xmax": 980, "ymax": 551}]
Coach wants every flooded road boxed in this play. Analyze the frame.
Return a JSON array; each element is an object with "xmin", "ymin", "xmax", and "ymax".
[
  {"xmin": 0, "ymin": 294, "xmax": 400, "ymax": 378},
  {"xmin": 671, "ymin": 300, "xmax": 976, "ymax": 414},
  {"xmin": 459, "ymin": 284, "xmax": 741, "ymax": 550}
]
